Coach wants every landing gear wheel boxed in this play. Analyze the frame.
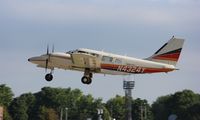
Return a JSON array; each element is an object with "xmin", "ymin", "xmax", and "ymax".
[
  {"xmin": 45, "ymin": 74, "xmax": 53, "ymax": 82},
  {"xmin": 86, "ymin": 77, "xmax": 92, "ymax": 84},
  {"xmin": 81, "ymin": 76, "xmax": 92, "ymax": 84}
]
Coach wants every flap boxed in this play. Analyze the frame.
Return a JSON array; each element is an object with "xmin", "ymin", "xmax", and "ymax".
[{"xmin": 71, "ymin": 53, "xmax": 100, "ymax": 69}]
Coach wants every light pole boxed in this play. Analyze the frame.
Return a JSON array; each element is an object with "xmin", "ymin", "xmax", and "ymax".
[
  {"xmin": 123, "ymin": 80, "xmax": 135, "ymax": 120},
  {"xmin": 97, "ymin": 108, "xmax": 103, "ymax": 120},
  {"xmin": 60, "ymin": 108, "xmax": 63, "ymax": 120},
  {"xmin": 65, "ymin": 108, "xmax": 68, "ymax": 120}
]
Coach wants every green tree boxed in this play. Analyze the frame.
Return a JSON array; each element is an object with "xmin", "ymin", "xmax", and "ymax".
[
  {"xmin": 0, "ymin": 84, "xmax": 14, "ymax": 107},
  {"xmin": 9, "ymin": 93, "xmax": 35, "ymax": 120},
  {"xmin": 132, "ymin": 98, "xmax": 153, "ymax": 120},
  {"xmin": 76, "ymin": 94, "xmax": 103, "ymax": 120},
  {"xmin": 102, "ymin": 105, "xmax": 111, "ymax": 120},
  {"xmin": 186, "ymin": 102, "xmax": 200, "ymax": 119},
  {"xmin": 64, "ymin": 88, "xmax": 83, "ymax": 119},
  {"xmin": 34, "ymin": 87, "xmax": 83, "ymax": 119},
  {"xmin": 152, "ymin": 90, "xmax": 200, "ymax": 120},
  {"xmin": 3, "ymin": 107, "xmax": 12, "ymax": 120},
  {"xmin": 38, "ymin": 106, "xmax": 59, "ymax": 120},
  {"xmin": 35, "ymin": 87, "xmax": 71, "ymax": 108},
  {"xmin": 34, "ymin": 87, "xmax": 108, "ymax": 120},
  {"xmin": 151, "ymin": 95, "xmax": 171, "ymax": 120},
  {"xmin": 36, "ymin": 87, "xmax": 82, "ymax": 107},
  {"xmin": 170, "ymin": 90, "xmax": 200, "ymax": 120},
  {"xmin": 106, "ymin": 95, "xmax": 125, "ymax": 120},
  {"xmin": 0, "ymin": 84, "xmax": 14, "ymax": 120}
]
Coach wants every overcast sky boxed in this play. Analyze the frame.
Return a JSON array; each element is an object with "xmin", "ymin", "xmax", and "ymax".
[{"xmin": 0, "ymin": 0, "xmax": 200, "ymax": 103}]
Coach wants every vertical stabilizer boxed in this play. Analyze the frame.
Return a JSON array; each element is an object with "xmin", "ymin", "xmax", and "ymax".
[{"xmin": 146, "ymin": 36, "xmax": 184, "ymax": 66}]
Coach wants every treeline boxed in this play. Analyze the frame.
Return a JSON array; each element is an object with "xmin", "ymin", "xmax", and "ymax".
[{"xmin": 0, "ymin": 84, "xmax": 200, "ymax": 120}]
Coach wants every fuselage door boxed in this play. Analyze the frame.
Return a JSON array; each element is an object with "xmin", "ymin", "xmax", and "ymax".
[{"xmin": 71, "ymin": 53, "xmax": 100, "ymax": 69}]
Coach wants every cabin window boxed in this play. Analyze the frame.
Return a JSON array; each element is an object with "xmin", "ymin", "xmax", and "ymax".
[
  {"xmin": 115, "ymin": 59, "xmax": 122, "ymax": 64},
  {"xmin": 91, "ymin": 53, "xmax": 99, "ymax": 57},
  {"xmin": 102, "ymin": 56, "xmax": 113, "ymax": 62}
]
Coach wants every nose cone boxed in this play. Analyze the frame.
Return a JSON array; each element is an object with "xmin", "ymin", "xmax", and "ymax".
[
  {"xmin": 28, "ymin": 56, "xmax": 46, "ymax": 64},
  {"xmin": 28, "ymin": 57, "xmax": 37, "ymax": 62}
]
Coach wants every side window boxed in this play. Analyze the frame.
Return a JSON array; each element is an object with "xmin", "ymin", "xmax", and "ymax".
[
  {"xmin": 102, "ymin": 56, "xmax": 113, "ymax": 62},
  {"xmin": 91, "ymin": 53, "xmax": 99, "ymax": 57},
  {"xmin": 115, "ymin": 59, "xmax": 122, "ymax": 64}
]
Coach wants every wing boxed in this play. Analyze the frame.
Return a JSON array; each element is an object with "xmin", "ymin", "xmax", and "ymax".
[{"xmin": 71, "ymin": 53, "xmax": 101, "ymax": 71}]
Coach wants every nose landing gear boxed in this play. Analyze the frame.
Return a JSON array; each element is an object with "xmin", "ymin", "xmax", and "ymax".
[
  {"xmin": 44, "ymin": 45, "xmax": 54, "ymax": 82},
  {"xmin": 45, "ymin": 69, "xmax": 54, "ymax": 82},
  {"xmin": 45, "ymin": 73, "xmax": 53, "ymax": 81}
]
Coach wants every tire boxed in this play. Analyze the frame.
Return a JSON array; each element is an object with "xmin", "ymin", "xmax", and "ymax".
[
  {"xmin": 86, "ymin": 77, "xmax": 92, "ymax": 84},
  {"xmin": 45, "ymin": 74, "xmax": 53, "ymax": 81},
  {"xmin": 81, "ymin": 76, "xmax": 92, "ymax": 84}
]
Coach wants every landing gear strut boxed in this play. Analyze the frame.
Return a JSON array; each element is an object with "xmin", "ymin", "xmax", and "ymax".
[{"xmin": 81, "ymin": 69, "xmax": 93, "ymax": 84}]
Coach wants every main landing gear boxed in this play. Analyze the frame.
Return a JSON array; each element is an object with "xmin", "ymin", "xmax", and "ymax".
[{"xmin": 81, "ymin": 68, "xmax": 93, "ymax": 85}]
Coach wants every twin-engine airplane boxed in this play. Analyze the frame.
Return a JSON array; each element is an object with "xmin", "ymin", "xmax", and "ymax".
[{"xmin": 28, "ymin": 36, "xmax": 184, "ymax": 85}]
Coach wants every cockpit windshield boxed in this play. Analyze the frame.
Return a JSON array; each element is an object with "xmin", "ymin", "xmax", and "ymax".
[
  {"xmin": 66, "ymin": 50, "xmax": 75, "ymax": 54},
  {"xmin": 66, "ymin": 49, "xmax": 85, "ymax": 54}
]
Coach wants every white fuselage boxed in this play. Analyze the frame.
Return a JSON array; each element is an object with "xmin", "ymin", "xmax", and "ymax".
[{"xmin": 29, "ymin": 48, "xmax": 175, "ymax": 75}]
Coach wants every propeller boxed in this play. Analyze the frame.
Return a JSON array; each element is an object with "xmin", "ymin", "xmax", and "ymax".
[
  {"xmin": 47, "ymin": 44, "xmax": 49, "ymax": 55},
  {"xmin": 45, "ymin": 44, "xmax": 54, "ymax": 72}
]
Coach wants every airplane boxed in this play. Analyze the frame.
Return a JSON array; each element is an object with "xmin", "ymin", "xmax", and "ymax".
[{"xmin": 28, "ymin": 36, "xmax": 184, "ymax": 85}]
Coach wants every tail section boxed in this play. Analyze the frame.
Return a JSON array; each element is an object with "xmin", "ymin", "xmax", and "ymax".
[{"xmin": 146, "ymin": 36, "xmax": 184, "ymax": 66}]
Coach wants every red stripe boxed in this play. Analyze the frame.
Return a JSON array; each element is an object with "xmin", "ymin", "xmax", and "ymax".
[
  {"xmin": 101, "ymin": 64, "xmax": 174, "ymax": 73},
  {"xmin": 143, "ymin": 68, "xmax": 174, "ymax": 73},
  {"xmin": 101, "ymin": 64, "xmax": 119, "ymax": 69},
  {"xmin": 153, "ymin": 52, "xmax": 180, "ymax": 61}
]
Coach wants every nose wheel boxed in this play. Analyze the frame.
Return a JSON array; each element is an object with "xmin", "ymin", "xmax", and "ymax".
[{"xmin": 45, "ymin": 73, "xmax": 53, "ymax": 82}]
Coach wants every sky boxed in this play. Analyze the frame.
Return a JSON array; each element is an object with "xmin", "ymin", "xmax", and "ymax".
[{"xmin": 0, "ymin": 0, "xmax": 200, "ymax": 104}]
